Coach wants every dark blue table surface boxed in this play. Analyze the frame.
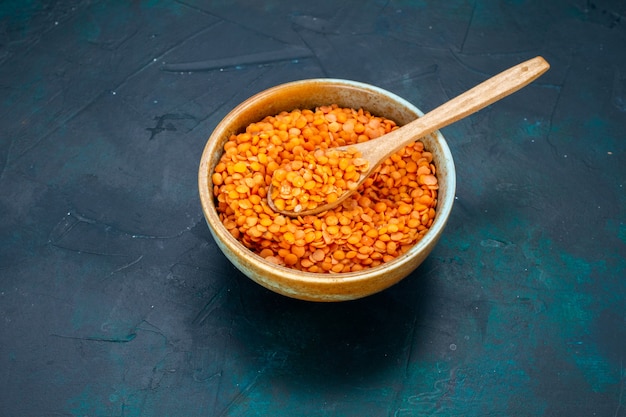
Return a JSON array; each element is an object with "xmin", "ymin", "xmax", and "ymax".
[{"xmin": 1, "ymin": 1, "xmax": 625, "ymax": 416}]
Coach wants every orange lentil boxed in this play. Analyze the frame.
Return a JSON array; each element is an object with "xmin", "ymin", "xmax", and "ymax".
[
  {"xmin": 311, "ymin": 249, "xmax": 325, "ymax": 262},
  {"xmin": 291, "ymin": 245, "xmax": 307, "ymax": 258},
  {"xmin": 378, "ymin": 233, "xmax": 391, "ymax": 242},
  {"xmin": 374, "ymin": 240, "xmax": 387, "ymax": 252},
  {"xmin": 284, "ymin": 253, "xmax": 299, "ymax": 265},
  {"xmin": 374, "ymin": 202, "xmax": 387, "ymax": 213},
  {"xmin": 325, "ymin": 215, "xmax": 339, "ymax": 226},
  {"xmin": 212, "ymin": 104, "xmax": 438, "ymax": 273},
  {"xmin": 347, "ymin": 234, "xmax": 361, "ymax": 245},
  {"xmin": 340, "ymin": 225, "xmax": 352, "ymax": 235},
  {"xmin": 232, "ymin": 161, "xmax": 247, "ymax": 173}
]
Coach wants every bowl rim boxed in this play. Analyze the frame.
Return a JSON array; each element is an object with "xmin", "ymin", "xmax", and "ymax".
[{"xmin": 198, "ymin": 78, "xmax": 456, "ymax": 285}]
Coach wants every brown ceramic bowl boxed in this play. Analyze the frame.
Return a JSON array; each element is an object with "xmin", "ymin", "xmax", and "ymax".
[{"xmin": 198, "ymin": 79, "xmax": 456, "ymax": 301}]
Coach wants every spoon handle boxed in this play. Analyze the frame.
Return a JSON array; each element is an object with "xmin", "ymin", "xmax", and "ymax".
[{"xmin": 363, "ymin": 56, "xmax": 550, "ymax": 161}]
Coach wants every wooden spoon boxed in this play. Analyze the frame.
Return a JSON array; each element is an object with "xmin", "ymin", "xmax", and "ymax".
[{"xmin": 268, "ymin": 56, "xmax": 550, "ymax": 217}]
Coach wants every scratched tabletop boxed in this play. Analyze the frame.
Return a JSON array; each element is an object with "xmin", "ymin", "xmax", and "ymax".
[{"xmin": 1, "ymin": 1, "xmax": 625, "ymax": 416}]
